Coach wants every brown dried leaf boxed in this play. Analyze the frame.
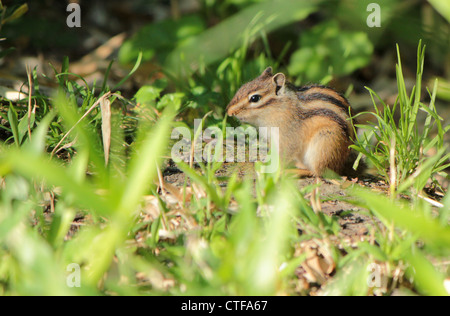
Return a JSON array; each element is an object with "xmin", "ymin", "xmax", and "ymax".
[
  {"xmin": 142, "ymin": 195, "xmax": 161, "ymax": 220},
  {"xmin": 297, "ymin": 239, "xmax": 336, "ymax": 285},
  {"xmin": 100, "ymin": 97, "xmax": 111, "ymax": 165}
]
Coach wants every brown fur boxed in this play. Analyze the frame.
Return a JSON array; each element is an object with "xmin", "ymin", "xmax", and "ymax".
[{"xmin": 226, "ymin": 67, "xmax": 355, "ymax": 177}]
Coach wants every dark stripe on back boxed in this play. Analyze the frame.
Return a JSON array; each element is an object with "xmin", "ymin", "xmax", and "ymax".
[
  {"xmin": 299, "ymin": 108, "xmax": 350, "ymax": 138},
  {"xmin": 297, "ymin": 84, "xmax": 349, "ymax": 108},
  {"xmin": 297, "ymin": 85, "xmax": 324, "ymax": 92},
  {"xmin": 298, "ymin": 92, "xmax": 349, "ymax": 112}
]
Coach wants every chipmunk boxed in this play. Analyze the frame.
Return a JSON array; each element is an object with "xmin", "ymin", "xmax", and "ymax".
[{"xmin": 226, "ymin": 67, "xmax": 355, "ymax": 177}]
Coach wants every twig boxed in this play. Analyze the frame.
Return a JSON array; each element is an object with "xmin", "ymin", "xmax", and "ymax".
[
  {"xmin": 418, "ymin": 193, "xmax": 444, "ymax": 208},
  {"xmin": 156, "ymin": 162, "xmax": 165, "ymax": 195},
  {"xmin": 310, "ymin": 177, "xmax": 322, "ymax": 213}
]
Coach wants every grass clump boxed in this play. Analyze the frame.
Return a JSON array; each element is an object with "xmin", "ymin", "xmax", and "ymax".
[{"xmin": 351, "ymin": 41, "xmax": 450, "ymax": 196}]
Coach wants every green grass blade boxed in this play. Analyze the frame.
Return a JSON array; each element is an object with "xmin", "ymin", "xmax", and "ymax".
[
  {"xmin": 405, "ymin": 249, "xmax": 448, "ymax": 296},
  {"xmin": 176, "ymin": 160, "xmax": 222, "ymax": 208},
  {"xmin": 0, "ymin": 149, "xmax": 114, "ymax": 216},
  {"xmin": 112, "ymin": 51, "xmax": 143, "ymax": 91},
  {"xmin": 117, "ymin": 105, "xmax": 175, "ymax": 216},
  {"xmin": 7, "ymin": 103, "xmax": 19, "ymax": 147},
  {"xmin": 352, "ymin": 188, "xmax": 450, "ymax": 250}
]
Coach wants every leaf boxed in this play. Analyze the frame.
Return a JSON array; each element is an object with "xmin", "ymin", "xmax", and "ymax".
[
  {"xmin": 119, "ymin": 15, "xmax": 206, "ymax": 65},
  {"xmin": 1, "ymin": 3, "xmax": 28, "ymax": 25},
  {"xmin": 23, "ymin": 111, "xmax": 55, "ymax": 154},
  {"xmin": 357, "ymin": 242, "xmax": 389, "ymax": 262},
  {"xmin": 46, "ymin": 202, "xmax": 76, "ymax": 248},
  {"xmin": 134, "ymin": 85, "xmax": 163, "ymax": 106},
  {"xmin": 165, "ymin": 0, "xmax": 320, "ymax": 76},
  {"xmin": 428, "ymin": 0, "xmax": 450, "ymax": 23},
  {"xmin": 405, "ymin": 248, "xmax": 448, "ymax": 296},
  {"xmin": 7, "ymin": 103, "xmax": 19, "ymax": 147},
  {"xmin": 157, "ymin": 92, "xmax": 185, "ymax": 111},
  {"xmin": 321, "ymin": 257, "xmax": 369, "ymax": 296},
  {"xmin": 0, "ymin": 178, "xmax": 32, "ymax": 241},
  {"xmin": 288, "ymin": 21, "xmax": 373, "ymax": 81},
  {"xmin": 100, "ymin": 97, "xmax": 111, "ymax": 165},
  {"xmin": 17, "ymin": 111, "xmax": 35, "ymax": 145}
]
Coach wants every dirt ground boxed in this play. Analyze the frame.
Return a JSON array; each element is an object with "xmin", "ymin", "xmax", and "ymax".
[{"xmin": 162, "ymin": 161, "xmax": 395, "ymax": 243}]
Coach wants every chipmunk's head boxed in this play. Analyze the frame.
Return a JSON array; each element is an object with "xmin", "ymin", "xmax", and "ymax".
[{"xmin": 226, "ymin": 67, "xmax": 295, "ymax": 127}]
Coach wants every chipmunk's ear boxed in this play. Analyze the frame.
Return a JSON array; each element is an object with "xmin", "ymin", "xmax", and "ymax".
[
  {"xmin": 261, "ymin": 67, "xmax": 273, "ymax": 77},
  {"xmin": 272, "ymin": 73, "xmax": 286, "ymax": 95}
]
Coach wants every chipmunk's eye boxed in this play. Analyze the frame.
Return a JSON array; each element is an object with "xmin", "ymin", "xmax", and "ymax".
[{"xmin": 249, "ymin": 94, "xmax": 262, "ymax": 103}]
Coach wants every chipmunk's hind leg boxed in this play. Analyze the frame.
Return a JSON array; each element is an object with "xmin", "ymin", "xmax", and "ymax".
[
  {"xmin": 303, "ymin": 127, "xmax": 350, "ymax": 176},
  {"xmin": 287, "ymin": 167, "xmax": 314, "ymax": 178}
]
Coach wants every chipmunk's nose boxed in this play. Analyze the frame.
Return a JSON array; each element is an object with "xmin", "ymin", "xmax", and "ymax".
[{"xmin": 226, "ymin": 101, "xmax": 236, "ymax": 116}]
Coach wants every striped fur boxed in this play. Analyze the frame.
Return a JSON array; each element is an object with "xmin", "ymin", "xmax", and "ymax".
[{"xmin": 226, "ymin": 67, "xmax": 355, "ymax": 176}]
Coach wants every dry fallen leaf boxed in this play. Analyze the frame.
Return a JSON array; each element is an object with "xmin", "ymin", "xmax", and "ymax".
[
  {"xmin": 141, "ymin": 195, "xmax": 161, "ymax": 220},
  {"xmin": 100, "ymin": 97, "xmax": 111, "ymax": 165},
  {"xmin": 0, "ymin": 86, "xmax": 27, "ymax": 101},
  {"xmin": 296, "ymin": 239, "xmax": 336, "ymax": 285}
]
